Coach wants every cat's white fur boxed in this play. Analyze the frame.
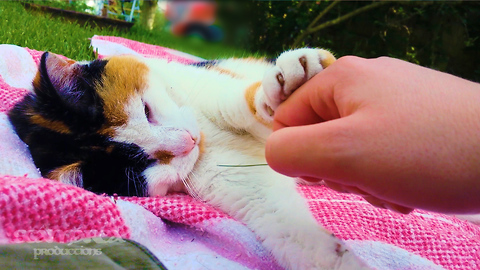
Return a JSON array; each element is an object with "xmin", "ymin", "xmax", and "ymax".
[{"xmin": 112, "ymin": 49, "xmax": 369, "ymax": 269}]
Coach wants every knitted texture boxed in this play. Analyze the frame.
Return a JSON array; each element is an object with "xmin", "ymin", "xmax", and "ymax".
[
  {"xmin": 300, "ymin": 185, "xmax": 480, "ymax": 269},
  {"xmin": 123, "ymin": 194, "xmax": 230, "ymax": 226},
  {"xmin": 0, "ymin": 38, "xmax": 478, "ymax": 269},
  {"xmin": 0, "ymin": 175, "xmax": 130, "ymax": 243},
  {"xmin": 0, "ymin": 78, "xmax": 28, "ymax": 113},
  {"xmin": 91, "ymin": 35, "xmax": 204, "ymax": 64},
  {"xmin": 24, "ymin": 47, "xmax": 43, "ymax": 65}
]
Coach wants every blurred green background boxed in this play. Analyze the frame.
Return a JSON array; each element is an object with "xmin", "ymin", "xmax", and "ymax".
[{"xmin": 1, "ymin": 1, "xmax": 479, "ymax": 82}]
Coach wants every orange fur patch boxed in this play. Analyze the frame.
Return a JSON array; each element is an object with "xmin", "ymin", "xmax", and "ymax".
[
  {"xmin": 209, "ymin": 66, "xmax": 241, "ymax": 78},
  {"xmin": 154, "ymin": 150, "xmax": 175, "ymax": 164},
  {"xmin": 97, "ymin": 55, "xmax": 149, "ymax": 129},
  {"xmin": 47, "ymin": 162, "xmax": 82, "ymax": 185},
  {"xmin": 106, "ymin": 145, "xmax": 115, "ymax": 154},
  {"xmin": 98, "ymin": 127, "xmax": 115, "ymax": 137},
  {"xmin": 30, "ymin": 114, "xmax": 71, "ymax": 134},
  {"xmin": 319, "ymin": 50, "xmax": 336, "ymax": 68},
  {"xmin": 198, "ymin": 132, "xmax": 205, "ymax": 155},
  {"xmin": 244, "ymin": 82, "xmax": 272, "ymax": 128},
  {"xmin": 32, "ymin": 72, "xmax": 41, "ymax": 90},
  {"xmin": 245, "ymin": 81, "xmax": 262, "ymax": 115},
  {"xmin": 243, "ymin": 57, "xmax": 266, "ymax": 63}
]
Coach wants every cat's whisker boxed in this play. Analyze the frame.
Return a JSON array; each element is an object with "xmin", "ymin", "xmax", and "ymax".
[
  {"xmin": 217, "ymin": 163, "xmax": 269, "ymax": 168},
  {"xmin": 127, "ymin": 168, "xmax": 134, "ymax": 196},
  {"xmin": 125, "ymin": 168, "xmax": 131, "ymax": 196},
  {"xmin": 124, "ymin": 167, "xmax": 144, "ymax": 197},
  {"xmin": 133, "ymin": 173, "xmax": 139, "ymax": 196},
  {"xmin": 183, "ymin": 178, "xmax": 198, "ymax": 201},
  {"xmin": 183, "ymin": 172, "xmax": 202, "ymax": 202}
]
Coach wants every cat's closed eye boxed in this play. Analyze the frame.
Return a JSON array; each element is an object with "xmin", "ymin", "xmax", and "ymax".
[{"xmin": 144, "ymin": 102, "xmax": 153, "ymax": 123}]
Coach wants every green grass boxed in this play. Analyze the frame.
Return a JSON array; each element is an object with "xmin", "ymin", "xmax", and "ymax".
[{"xmin": 0, "ymin": 1, "xmax": 249, "ymax": 61}]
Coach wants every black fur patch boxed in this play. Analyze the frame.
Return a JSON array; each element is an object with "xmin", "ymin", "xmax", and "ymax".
[
  {"xmin": 8, "ymin": 52, "xmax": 152, "ymax": 196},
  {"xmin": 33, "ymin": 52, "xmax": 106, "ymax": 133}
]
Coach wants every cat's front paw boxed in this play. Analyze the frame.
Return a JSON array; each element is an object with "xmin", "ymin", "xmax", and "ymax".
[{"xmin": 257, "ymin": 48, "xmax": 335, "ymax": 121}]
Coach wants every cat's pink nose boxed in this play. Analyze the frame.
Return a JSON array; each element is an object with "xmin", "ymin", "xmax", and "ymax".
[{"xmin": 181, "ymin": 133, "xmax": 197, "ymax": 155}]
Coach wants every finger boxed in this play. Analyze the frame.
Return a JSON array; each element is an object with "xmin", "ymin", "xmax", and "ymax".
[
  {"xmin": 272, "ymin": 65, "xmax": 343, "ymax": 131},
  {"xmin": 266, "ymin": 115, "xmax": 362, "ymax": 181}
]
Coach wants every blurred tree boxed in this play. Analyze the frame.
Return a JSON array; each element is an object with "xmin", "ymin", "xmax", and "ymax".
[
  {"xmin": 219, "ymin": 1, "xmax": 480, "ymax": 82},
  {"xmin": 292, "ymin": 0, "xmax": 391, "ymax": 47},
  {"xmin": 140, "ymin": 0, "xmax": 158, "ymax": 30}
]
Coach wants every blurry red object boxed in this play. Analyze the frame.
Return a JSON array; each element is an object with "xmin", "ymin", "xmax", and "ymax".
[{"xmin": 165, "ymin": 1, "xmax": 217, "ymax": 37}]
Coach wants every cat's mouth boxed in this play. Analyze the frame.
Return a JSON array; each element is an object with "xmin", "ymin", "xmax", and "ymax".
[
  {"xmin": 151, "ymin": 133, "xmax": 198, "ymax": 164},
  {"xmin": 148, "ymin": 129, "xmax": 202, "ymax": 164},
  {"xmin": 142, "ymin": 130, "xmax": 204, "ymax": 197}
]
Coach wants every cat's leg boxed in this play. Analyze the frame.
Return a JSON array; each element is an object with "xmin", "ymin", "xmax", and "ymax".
[{"xmin": 199, "ymin": 164, "xmax": 368, "ymax": 270}]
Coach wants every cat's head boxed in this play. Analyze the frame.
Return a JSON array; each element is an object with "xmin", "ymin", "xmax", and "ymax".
[{"xmin": 12, "ymin": 52, "xmax": 201, "ymax": 196}]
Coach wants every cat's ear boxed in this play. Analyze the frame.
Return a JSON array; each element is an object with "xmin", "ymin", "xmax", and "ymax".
[
  {"xmin": 35, "ymin": 52, "xmax": 105, "ymax": 128},
  {"xmin": 36, "ymin": 52, "xmax": 77, "ymax": 95}
]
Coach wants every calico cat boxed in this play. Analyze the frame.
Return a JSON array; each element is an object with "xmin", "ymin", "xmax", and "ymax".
[{"xmin": 8, "ymin": 49, "xmax": 368, "ymax": 269}]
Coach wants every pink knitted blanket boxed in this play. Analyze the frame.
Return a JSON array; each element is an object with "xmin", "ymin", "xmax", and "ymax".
[{"xmin": 0, "ymin": 36, "xmax": 478, "ymax": 270}]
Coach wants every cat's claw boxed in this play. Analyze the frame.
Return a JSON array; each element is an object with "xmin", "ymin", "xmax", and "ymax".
[{"xmin": 259, "ymin": 48, "xmax": 335, "ymax": 121}]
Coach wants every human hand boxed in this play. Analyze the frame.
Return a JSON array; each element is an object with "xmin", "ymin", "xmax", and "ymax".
[{"xmin": 266, "ymin": 56, "xmax": 480, "ymax": 214}]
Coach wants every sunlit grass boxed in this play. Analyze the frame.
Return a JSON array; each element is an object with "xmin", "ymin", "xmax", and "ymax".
[{"xmin": 0, "ymin": 1, "xmax": 248, "ymax": 60}]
